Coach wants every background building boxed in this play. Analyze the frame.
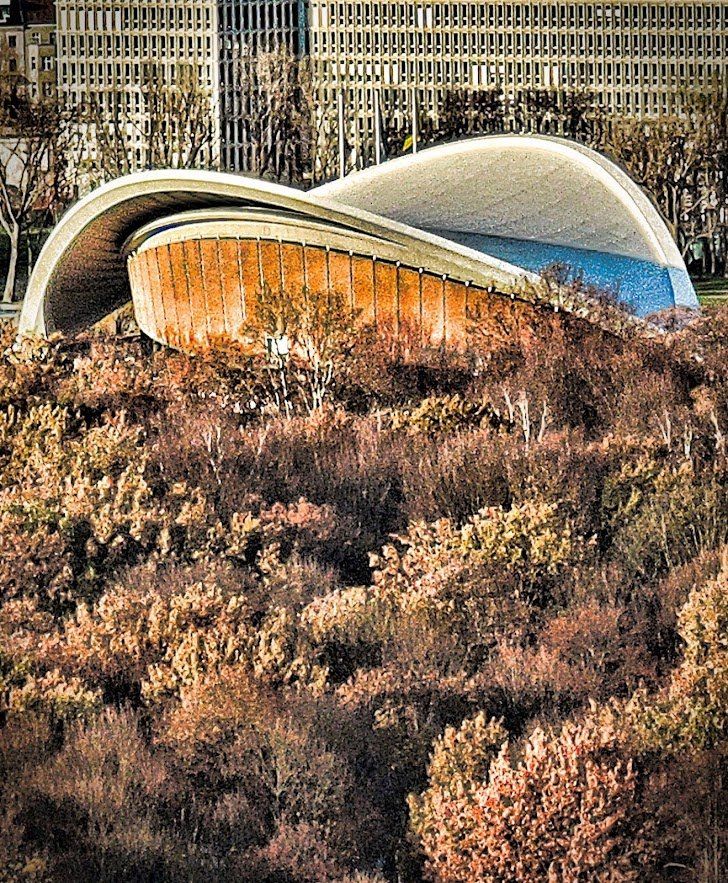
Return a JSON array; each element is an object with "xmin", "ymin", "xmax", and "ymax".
[
  {"xmin": 0, "ymin": 0, "xmax": 56, "ymax": 101},
  {"xmin": 218, "ymin": 1, "xmax": 309, "ymax": 171},
  {"xmin": 308, "ymin": 0, "xmax": 728, "ymax": 169},
  {"xmin": 54, "ymin": 0, "xmax": 309, "ymax": 177},
  {"xmin": 55, "ymin": 0, "xmax": 220, "ymax": 174}
]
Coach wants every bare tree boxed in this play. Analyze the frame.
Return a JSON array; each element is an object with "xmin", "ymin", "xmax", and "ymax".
[
  {"xmin": 237, "ymin": 48, "xmax": 322, "ymax": 185},
  {"xmin": 601, "ymin": 82, "xmax": 728, "ymax": 275},
  {"xmin": 83, "ymin": 65, "xmax": 216, "ymax": 184},
  {"xmin": 0, "ymin": 78, "xmax": 78, "ymax": 303}
]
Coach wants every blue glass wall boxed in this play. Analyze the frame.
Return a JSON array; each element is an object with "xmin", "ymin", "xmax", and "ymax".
[{"xmin": 433, "ymin": 230, "xmax": 699, "ymax": 317}]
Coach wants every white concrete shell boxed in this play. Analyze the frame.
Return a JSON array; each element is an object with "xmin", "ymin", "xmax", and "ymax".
[
  {"xmin": 18, "ymin": 169, "xmax": 537, "ymax": 337},
  {"xmin": 18, "ymin": 134, "xmax": 696, "ymax": 339},
  {"xmin": 314, "ymin": 135, "xmax": 697, "ymax": 315}
]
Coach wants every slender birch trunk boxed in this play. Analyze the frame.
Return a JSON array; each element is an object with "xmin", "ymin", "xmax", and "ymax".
[{"xmin": 2, "ymin": 221, "xmax": 19, "ymax": 304}]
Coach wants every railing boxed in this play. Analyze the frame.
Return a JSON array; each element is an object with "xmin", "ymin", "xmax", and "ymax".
[{"xmin": 0, "ymin": 302, "xmax": 23, "ymax": 324}]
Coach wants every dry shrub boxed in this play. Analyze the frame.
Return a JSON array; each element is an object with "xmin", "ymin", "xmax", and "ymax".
[
  {"xmin": 411, "ymin": 713, "xmax": 653, "ymax": 883},
  {"xmin": 0, "ymin": 305, "xmax": 726, "ymax": 878},
  {"xmin": 42, "ymin": 561, "xmax": 256, "ymax": 704},
  {"xmin": 628, "ymin": 552, "xmax": 728, "ymax": 753},
  {"xmin": 643, "ymin": 749, "xmax": 726, "ymax": 883},
  {"xmin": 14, "ymin": 708, "xmax": 188, "ymax": 882},
  {"xmin": 398, "ymin": 426, "xmax": 510, "ymax": 523},
  {"xmin": 487, "ymin": 598, "xmax": 658, "ymax": 716},
  {"xmin": 159, "ymin": 667, "xmax": 377, "ymax": 866},
  {"xmin": 241, "ymin": 821, "xmax": 349, "ymax": 883}
]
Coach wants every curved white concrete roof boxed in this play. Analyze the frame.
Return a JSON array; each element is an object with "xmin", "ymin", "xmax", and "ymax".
[
  {"xmin": 314, "ymin": 135, "xmax": 678, "ymax": 267},
  {"xmin": 314, "ymin": 135, "xmax": 697, "ymax": 315},
  {"xmin": 18, "ymin": 134, "xmax": 696, "ymax": 338},
  {"xmin": 18, "ymin": 169, "xmax": 538, "ymax": 337}
]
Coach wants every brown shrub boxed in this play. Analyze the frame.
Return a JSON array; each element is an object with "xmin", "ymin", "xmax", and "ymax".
[{"xmin": 411, "ymin": 713, "xmax": 654, "ymax": 883}]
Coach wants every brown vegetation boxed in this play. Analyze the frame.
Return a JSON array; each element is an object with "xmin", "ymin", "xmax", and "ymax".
[{"xmin": 0, "ymin": 304, "xmax": 726, "ymax": 881}]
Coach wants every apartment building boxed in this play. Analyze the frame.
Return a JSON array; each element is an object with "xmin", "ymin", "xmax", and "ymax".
[
  {"xmin": 309, "ymin": 1, "xmax": 728, "ymax": 168},
  {"xmin": 0, "ymin": 0, "xmax": 56, "ymax": 100},
  {"xmin": 55, "ymin": 1, "xmax": 309, "ymax": 175}
]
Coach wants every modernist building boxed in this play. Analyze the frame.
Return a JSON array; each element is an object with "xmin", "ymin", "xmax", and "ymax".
[
  {"xmin": 55, "ymin": 1, "xmax": 220, "ymax": 171},
  {"xmin": 19, "ymin": 136, "xmax": 697, "ymax": 355},
  {"xmin": 308, "ymin": 1, "xmax": 728, "ymax": 168},
  {"xmin": 0, "ymin": 0, "xmax": 56, "ymax": 100},
  {"xmin": 218, "ymin": 1, "xmax": 309, "ymax": 171},
  {"xmin": 55, "ymin": 1, "xmax": 308, "ymax": 175}
]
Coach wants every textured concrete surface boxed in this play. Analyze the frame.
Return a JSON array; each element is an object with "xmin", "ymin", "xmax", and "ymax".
[{"xmin": 315, "ymin": 135, "xmax": 698, "ymax": 315}]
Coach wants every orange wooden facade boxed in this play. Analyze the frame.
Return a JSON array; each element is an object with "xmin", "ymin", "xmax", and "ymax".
[{"xmin": 128, "ymin": 236, "xmax": 538, "ymax": 353}]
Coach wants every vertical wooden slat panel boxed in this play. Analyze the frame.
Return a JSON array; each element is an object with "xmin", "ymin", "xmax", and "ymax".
[
  {"xmin": 327, "ymin": 250, "xmax": 353, "ymax": 311},
  {"xmin": 280, "ymin": 242, "xmax": 306, "ymax": 299},
  {"xmin": 259, "ymin": 240, "xmax": 282, "ymax": 294},
  {"xmin": 183, "ymin": 240, "xmax": 208, "ymax": 348},
  {"xmin": 199, "ymin": 239, "xmax": 226, "ymax": 340},
  {"xmin": 135, "ymin": 254, "xmax": 156, "ymax": 338},
  {"xmin": 124, "ymin": 234, "xmax": 542, "ymax": 358},
  {"xmin": 513, "ymin": 296, "xmax": 539, "ymax": 352},
  {"xmin": 145, "ymin": 249, "xmax": 166, "ymax": 340},
  {"xmin": 304, "ymin": 245, "xmax": 328, "ymax": 294},
  {"xmin": 397, "ymin": 265, "xmax": 421, "ymax": 344},
  {"xmin": 502, "ymin": 295, "xmax": 522, "ymax": 344},
  {"xmin": 168, "ymin": 242, "xmax": 193, "ymax": 349},
  {"xmin": 239, "ymin": 240, "xmax": 261, "ymax": 324},
  {"xmin": 470, "ymin": 287, "xmax": 520, "ymax": 353},
  {"xmin": 374, "ymin": 260, "xmax": 397, "ymax": 334},
  {"xmin": 352, "ymin": 255, "xmax": 375, "ymax": 326},
  {"xmin": 444, "ymin": 279, "xmax": 468, "ymax": 349},
  {"xmin": 127, "ymin": 256, "xmax": 149, "ymax": 337},
  {"xmin": 154, "ymin": 244, "xmax": 180, "ymax": 348},
  {"xmin": 140, "ymin": 250, "xmax": 163, "ymax": 342},
  {"xmin": 421, "ymin": 272, "xmax": 445, "ymax": 346},
  {"xmin": 217, "ymin": 239, "xmax": 245, "ymax": 340}
]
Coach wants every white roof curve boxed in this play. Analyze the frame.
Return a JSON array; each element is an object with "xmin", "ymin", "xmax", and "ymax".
[
  {"xmin": 18, "ymin": 168, "xmax": 539, "ymax": 337},
  {"xmin": 313, "ymin": 134, "xmax": 680, "ymax": 269}
]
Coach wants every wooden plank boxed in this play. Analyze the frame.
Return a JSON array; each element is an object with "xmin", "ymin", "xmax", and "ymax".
[
  {"xmin": 374, "ymin": 259, "xmax": 397, "ymax": 335},
  {"xmin": 327, "ymin": 250, "xmax": 353, "ymax": 311},
  {"xmin": 259, "ymin": 240, "xmax": 282, "ymax": 295},
  {"xmin": 145, "ymin": 250, "xmax": 166, "ymax": 336},
  {"xmin": 168, "ymin": 242, "xmax": 194, "ymax": 348},
  {"xmin": 126, "ymin": 255, "xmax": 149, "ymax": 336},
  {"xmin": 217, "ymin": 239, "xmax": 245, "ymax": 341},
  {"xmin": 239, "ymin": 239, "xmax": 262, "ymax": 326},
  {"xmin": 421, "ymin": 272, "xmax": 445, "ymax": 347},
  {"xmin": 397, "ymin": 265, "xmax": 422, "ymax": 345},
  {"xmin": 154, "ymin": 245, "xmax": 181, "ymax": 348},
  {"xmin": 352, "ymin": 255, "xmax": 375, "ymax": 326},
  {"xmin": 444, "ymin": 279, "xmax": 468, "ymax": 349},
  {"xmin": 183, "ymin": 239, "xmax": 208, "ymax": 348},
  {"xmin": 139, "ymin": 250, "xmax": 163, "ymax": 342},
  {"xmin": 199, "ymin": 238, "xmax": 226, "ymax": 340},
  {"xmin": 304, "ymin": 245, "xmax": 328, "ymax": 295},
  {"xmin": 280, "ymin": 242, "xmax": 306, "ymax": 299}
]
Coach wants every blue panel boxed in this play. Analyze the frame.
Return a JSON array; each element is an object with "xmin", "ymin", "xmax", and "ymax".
[{"xmin": 430, "ymin": 229, "xmax": 699, "ymax": 318}]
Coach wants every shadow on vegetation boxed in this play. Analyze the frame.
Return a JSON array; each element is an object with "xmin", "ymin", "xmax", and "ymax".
[{"xmin": 0, "ymin": 304, "xmax": 726, "ymax": 881}]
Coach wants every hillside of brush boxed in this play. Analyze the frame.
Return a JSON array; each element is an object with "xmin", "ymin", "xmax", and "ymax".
[{"xmin": 0, "ymin": 307, "xmax": 726, "ymax": 882}]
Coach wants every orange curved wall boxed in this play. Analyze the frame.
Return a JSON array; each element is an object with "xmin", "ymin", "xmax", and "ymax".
[{"xmin": 128, "ymin": 236, "xmax": 541, "ymax": 353}]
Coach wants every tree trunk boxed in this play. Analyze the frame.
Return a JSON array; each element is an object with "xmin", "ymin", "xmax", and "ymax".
[{"xmin": 3, "ymin": 223, "xmax": 20, "ymax": 304}]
